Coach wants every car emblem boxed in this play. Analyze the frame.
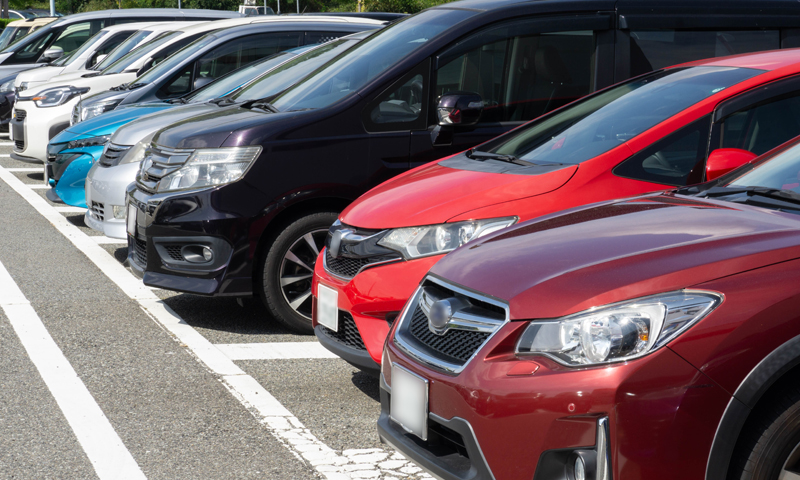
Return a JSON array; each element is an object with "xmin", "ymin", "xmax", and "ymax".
[
  {"xmin": 420, "ymin": 287, "xmax": 472, "ymax": 336},
  {"xmin": 329, "ymin": 229, "xmax": 355, "ymax": 258},
  {"xmin": 428, "ymin": 299, "xmax": 453, "ymax": 334}
]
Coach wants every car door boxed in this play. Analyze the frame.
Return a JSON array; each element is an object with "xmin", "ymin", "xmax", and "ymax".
[
  {"xmin": 406, "ymin": 15, "xmax": 615, "ymax": 168},
  {"xmin": 155, "ymin": 32, "xmax": 304, "ymax": 99}
]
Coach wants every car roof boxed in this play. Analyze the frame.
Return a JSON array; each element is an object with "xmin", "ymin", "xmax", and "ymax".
[
  {"xmin": 99, "ymin": 21, "xmax": 173, "ymax": 33},
  {"xmin": 53, "ymin": 8, "xmax": 241, "ymax": 23}
]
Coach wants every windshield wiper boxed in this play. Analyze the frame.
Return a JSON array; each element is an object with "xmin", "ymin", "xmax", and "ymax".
[
  {"xmin": 208, "ymin": 96, "xmax": 238, "ymax": 107},
  {"xmin": 127, "ymin": 82, "xmax": 147, "ymax": 90},
  {"xmin": 695, "ymin": 186, "xmax": 800, "ymax": 208},
  {"xmin": 465, "ymin": 149, "xmax": 565, "ymax": 167},
  {"xmin": 110, "ymin": 82, "xmax": 128, "ymax": 91},
  {"xmin": 167, "ymin": 97, "xmax": 188, "ymax": 104},
  {"xmin": 241, "ymin": 97, "xmax": 279, "ymax": 113}
]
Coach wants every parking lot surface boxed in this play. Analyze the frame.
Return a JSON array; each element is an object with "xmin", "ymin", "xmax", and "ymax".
[{"xmin": 0, "ymin": 137, "xmax": 427, "ymax": 479}]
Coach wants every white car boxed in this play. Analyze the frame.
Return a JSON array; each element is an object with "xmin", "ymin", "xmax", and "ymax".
[
  {"xmin": 13, "ymin": 22, "xmax": 174, "ymax": 93},
  {"xmin": 9, "ymin": 20, "xmax": 228, "ymax": 164}
]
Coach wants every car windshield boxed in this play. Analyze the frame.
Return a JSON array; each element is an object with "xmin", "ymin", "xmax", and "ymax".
[
  {"xmin": 100, "ymin": 31, "xmax": 179, "ymax": 75},
  {"xmin": 3, "ymin": 16, "xmax": 64, "ymax": 53},
  {"xmin": 187, "ymin": 49, "xmax": 305, "ymax": 103},
  {"xmin": 482, "ymin": 66, "xmax": 763, "ymax": 166},
  {"xmin": 95, "ymin": 29, "xmax": 156, "ymax": 70},
  {"xmin": 231, "ymin": 37, "xmax": 361, "ymax": 103},
  {"xmin": 51, "ymin": 29, "xmax": 106, "ymax": 66},
  {"xmin": 132, "ymin": 33, "xmax": 217, "ymax": 86},
  {"xmin": 729, "ymin": 143, "xmax": 800, "ymax": 191},
  {"xmin": 0, "ymin": 26, "xmax": 28, "ymax": 51},
  {"xmin": 271, "ymin": 9, "xmax": 472, "ymax": 112}
]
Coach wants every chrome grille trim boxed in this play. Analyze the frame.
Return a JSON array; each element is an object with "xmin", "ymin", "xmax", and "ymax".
[
  {"xmin": 99, "ymin": 143, "xmax": 131, "ymax": 167},
  {"xmin": 393, "ymin": 276, "xmax": 509, "ymax": 375},
  {"xmin": 89, "ymin": 201, "xmax": 105, "ymax": 222},
  {"xmin": 136, "ymin": 143, "xmax": 194, "ymax": 193}
]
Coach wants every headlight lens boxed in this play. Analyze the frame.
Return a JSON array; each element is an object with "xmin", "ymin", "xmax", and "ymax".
[
  {"xmin": 79, "ymin": 99, "xmax": 121, "ymax": 123},
  {"xmin": 516, "ymin": 290, "xmax": 723, "ymax": 366},
  {"xmin": 0, "ymin": 79, "xmax": 15, "ymax": 92},
  {"xmin": 377, "ymin": 217, "xmax": 517, "ymax": 259},
  {"xmin": 117, "ymin": 133, "xmax": 154, "ymax": 165},
  {"xmin": 29, "ymin": 86, "xmax": 89, "ymax": 108},
  {"xmin": 154, "ymin": 146, "xmax": 262, "ymax": 193},
  {"xmin": 67, "ymin": 135, "xmax": 110, "ymax": 150}
]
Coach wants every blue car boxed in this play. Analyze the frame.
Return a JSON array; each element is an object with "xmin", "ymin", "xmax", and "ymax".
[{"xmin": 44, "ymin": 45, "xmax": 320, "ymax": 207}]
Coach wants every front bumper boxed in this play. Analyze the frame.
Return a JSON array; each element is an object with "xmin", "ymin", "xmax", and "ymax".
[
  {"xmin": 45, "ymin": 144, "xmax": 104, "ymax": 208},
  {"xmin": 312, "ymin": 252, "xmax": 442, "ymax": 367},
  {"xmin": 11, "ymin": 99, "xmax": 72, "ymax": 163},
  {"xmin": 0, "ymin": 91, "xmax": 14, "ymax": 129},
  {"xmin": 126, "ymin": 185, "xmax": 253, "ymax": 297},
  {"xmin": 379, "ymin": 326, "xmax": 732, "ymax": 480},
  {"xmin": 84, "ymin": 160, "xmax": 139, "ymax": 239}
]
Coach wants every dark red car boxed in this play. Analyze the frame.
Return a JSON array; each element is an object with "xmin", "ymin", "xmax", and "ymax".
[
  {"xmin": 313, "ymin": 49, "xmax": 800, "ymax": 373},
  {"xmin": 377, "ymin": 135, "xmax": 800, "ymax": 480}
]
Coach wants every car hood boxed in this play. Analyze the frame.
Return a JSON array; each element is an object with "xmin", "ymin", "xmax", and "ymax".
[
  {"xmin": 431, "ymin": 193, "xmax": 800, "ymax": 320},
  {"xmin": 112, "ymin": 102, "xmax": 227, "ymax": 146},
  {"xmin": 152, "ymin": 106, "xmax": 275, "ymax": 149},
  {"xmin": 340, "ymin": 155, "xmax": 578, "ymax": 229},
  {"xmin": 58, "ymin": 102, "xmax": 175, "ymax": 140},
  {"xmin": 16, "ymin": 65, "xmax": 66, "ymax": 83},
  {"xmin": 24, "ymin": 73, "xmax": 133, "ymax": 95}
]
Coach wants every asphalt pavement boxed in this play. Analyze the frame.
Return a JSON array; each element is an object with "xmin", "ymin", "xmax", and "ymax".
[{"xmin": 0, "ymin": 138, "xmax": 428, "ymax": 480}]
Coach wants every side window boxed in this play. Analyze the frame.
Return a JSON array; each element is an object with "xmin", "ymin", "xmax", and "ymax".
[
  {"xmin": 305, "ymin": 31, "xmax": 348, "ymax": 45},
  {"xmin": 370, "ymin": 74, "xmax": 424, "ymax": 125},
  {"xmin": 435, "ymin": 30, "xmax": 596, "ymax": 123},
  {"xmin": 51, "ymin": 21, "xmax": 104, "ymax": 55},
  {"xmin": 717, "ymin": 92, "xmax": 800, "ymax": 155},
  {"xmin": 630, "ymin": 30, "xmax": 780, "ymax": 78},
  {"xmin": 140, "ymin": 33, "xmax": 204, "ymax": 74},
  {"xmin": 89, "ymin": 31, "xmax": 133, "ymax": 67},
  {"xmin": 613, "ymin": 116, "xmax": 712, "ymax": 186}
]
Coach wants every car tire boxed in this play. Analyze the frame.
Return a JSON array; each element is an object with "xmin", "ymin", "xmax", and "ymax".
[
  {"xmin": 260, "ymin": 211, "xmax": 337, "ymax": 334},
  {"xmin": 729, "ymin": 381, "xmax": 800, "ymax": 480}
]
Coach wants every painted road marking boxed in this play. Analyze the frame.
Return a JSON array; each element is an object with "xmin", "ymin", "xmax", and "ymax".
[
  {"xmin": 6, "ymin": 167, "xmax": 40, "ymax": 172},
  {"xmin": 27, "ymin": 184, "xmax": 50, "ymax": 189},
  {"xmin": 0, "ymin": 141, "xmax": 14, "ymax": 146},
  {"xmin": 55, "ymin": 206, "xmax": 87, "ymax": 213},
  {"xmin": 92, "ymin": 235, "xmax": 128, "ymax": 245},
  {"xmin": 216, "ymin": 342, "xmax": 339, "ymax": 360},
  {"xmin": 0, "ymin": 165, "xmax": 426, "ymax": 480},
  {"xmin": 0, "ymin": 260, "xmax": 147, "ymax": 480}
]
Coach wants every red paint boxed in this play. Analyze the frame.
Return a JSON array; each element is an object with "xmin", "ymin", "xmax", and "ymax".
[{"xmin": 706, "ymin": 148, "xmax": 758, "ymax": 181}]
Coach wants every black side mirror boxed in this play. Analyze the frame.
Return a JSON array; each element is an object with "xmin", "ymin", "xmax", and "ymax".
[
  {"xmin": 193, "ymin": 76, "xmax": 214, "ymax": 91},
  {"xmin": 437, "ymin": 91, "xmax": 483, "ymax": 127}
]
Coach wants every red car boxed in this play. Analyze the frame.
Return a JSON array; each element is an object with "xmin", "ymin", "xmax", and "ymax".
[
  {"xmin": 377, "ymin": 135, "xmax": 800, "ymax": 480},
  {"xmin": 312, "ymin": 49, "xmax": 800, "ymax": 373}
]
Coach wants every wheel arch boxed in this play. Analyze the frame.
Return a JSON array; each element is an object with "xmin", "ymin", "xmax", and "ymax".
[{"xmin": 706, "ymin": 333, "xmax": 800, "ymax": 480}]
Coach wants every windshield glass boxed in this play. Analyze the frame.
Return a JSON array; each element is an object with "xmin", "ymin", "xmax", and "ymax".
[
  {"xmin": 728, "ymin": 144, "xmax": 800, "ymax": 191},
  {"xmin": 187, "ymin": 49, "xmax": 304, "ymax": 103},
  {"xmin": 3, "ymin": 16, "xmax": 64, "ymax": 53},
  {"xmin": 95, "ymin": 29, "xmax": 155, "ymax": 70},
  {"xmin": 232, "ymin": 37, "xmax": 360, "ymax": 103},
  {"xmin": 484, "ymin": 67, "xmax": 762, "ymax": 166},
  {"xmin": 132, "ymin": 33, "xmax": 216, "ymax": 86},
  {"xmin": 101, "ymin": 31, "xmax": 179, "ymax": 75},
  {"xmin": 0, "ymin": 26, "xmax": 28, "ymax": 51},
  {"xmin": 52, "ymin": 29, "xmax": 106, "ymax": 66},
  {"xmin": 272, "ymin": 9, "xmax": 472, "ymax": 112}
]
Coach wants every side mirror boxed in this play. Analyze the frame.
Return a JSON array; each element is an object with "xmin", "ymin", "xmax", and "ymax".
[
  {"xmin": 706, "ymin": 148, "xmax": 758, "ymax": 181},
  {"xmin": 91, "ymin": 54, "xmax": 106, "ymax": 67},
  {"xmin": 193, "ymin": 76, "xmax": 214, "ymax": 91},
  {"xmin": 437, "ymin": 91, "xmax": 483, "ymax": 127},
  {"xmin": 39, "ymin": 46, "xmax": 63, "ymax": 63}
]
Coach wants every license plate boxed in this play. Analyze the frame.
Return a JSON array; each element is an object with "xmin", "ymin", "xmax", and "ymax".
[
  {"xmin": 317, "ymin": 283, "xmax": 338, "ymax": 331},
  {"xmin": 390, "ymin": 364, "xmax": 429, "ymax": 440},
  {"xmin": 43, "ymin": 164, "xmax": 49, "ymax": 185},
  {"xmin": 126, "ymin": 203, "xmax": 137, "ymax": 236}
]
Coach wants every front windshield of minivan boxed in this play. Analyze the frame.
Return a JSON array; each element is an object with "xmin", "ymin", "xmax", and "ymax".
[
  {"xmin": 729, "ymin": 143, "xmax": 800, "ymax": 190},
  {"xmin": 487, "ymin": 66, "xmax": 763, "ymax": 166},
  {"xmin": 232, "ymin": 37, "xmax": 359, "ymax": 103},
  {"xmin": 0, "ymin": 26, "xmax": 26, "ymax": 51},
  {"xmin": 100, "ymin": 31, "xmax": 179, "ymax": 75},
  {"xmin": 52, "ymin": 29, "xmax": 106, "ymax": 66},
  {"xmin": 3, "ymin": 16, "xmax": 64, "ymax": 53},
  {"xmin": 132, "ymin": 34, "xmax": 217, "ymax": 86},
  {"xmin": 271, "ymin": 9, "xmax": 473, "ymax": 112},
  {"xmin": 95, "ymin": 29, "xmax": 155, "ymax": 70}
]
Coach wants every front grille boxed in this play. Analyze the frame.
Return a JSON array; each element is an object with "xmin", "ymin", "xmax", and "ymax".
[
  {"xmin": 14, "ymin": 109, "xmax": 25, "ymax": 120},
  {"xmin": 323, "ymin": 248, "xmax": 400, "ymax": 280},
  {"xmin": 136, "ymin": 144, "xmax": 193, "ymax": 193},
  {"xmin": 14, "ymin": 139, "xmax": 24, "ymax": 151},
  {"xmin": 320, "ymin": 312, "xmax": 366, "ymax": 351},
  {"xmin": 89, "ymin": 201, "xmax": 105, "ymax": 222},
  {"xmin": 99, "ymin": 143, "xmax": 132, "ymax": 167},
  {"xmin": 130, "ymin": 237, "xmax": 147, "ymax": 266},
  {"xmin": 394, "ymin": 278, "xmax": 508, "ymax": 374},
  {"xmin": 165, "ymin": 245, "xmax": 184, "ymax": 261}
]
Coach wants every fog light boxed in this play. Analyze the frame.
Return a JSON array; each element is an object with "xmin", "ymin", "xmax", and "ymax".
[
  {"xmin": 112, "ymin": 205, "xmax": 126, "ymax": 220},
  {"xmin": 574, "ymin": 456, "xmax": 586, "ymax": 480},
  {"xmin": 202, "ymin": 246, "xmax": 213, "ymax": 261}
]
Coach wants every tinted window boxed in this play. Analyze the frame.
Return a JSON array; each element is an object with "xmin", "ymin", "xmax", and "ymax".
[
  {"xmin": 729, "ymin": 143, "xmax": 800, "ymax": 191},
  {"xmin": 614, "ymin": 115, "xmax": 711, "ymax": 186},
  {"xmin": 0, "ymin": 26, "xmax": 30, "ymax": 51},
  {"xmin": 100, "ymin": 31, "xmax": 182, "ymax": 74},
  {"xmin": 90, "ymin": 31, "xmax": 135, "ymax": 67},
  {"xmin": 370, "ymin": 73, "xmax": 424, "ymax": 124},
  {"xmin": 630, "ymin": 30, "xmax": 780, "ymax": 77},
  {"xmin": 272, "ymin": 9, "xmax": 473, "ymax": 112},
  {"xmin": 52, "ymin": 29, "xmax": 106, "ymax": 66},
  {"xmin": 95, "ymin": 29, "xmax": 160, "ymax": 70},
  {"xmin": 51, "ymin": 20, "xmax": 103, "ymax": 55},
  {"xmin": 486, "ymin": 67, "xmax": 761, "ymax": 166},
  {"xmin": 437, "ymin": 30, "xmax": 595, "ymax": 123},
  {"xmin": 305, "ymin": 31, "xmax": 350, "ymax": 45},
  {"xmin": 718, "ymin": 93, "xmax": 800, "ymax": 156}
]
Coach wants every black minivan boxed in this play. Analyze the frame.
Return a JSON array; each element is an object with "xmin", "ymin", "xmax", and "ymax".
[{"xmin": 127, "ymin": 0, "xmax": 800, "ymax": 332}]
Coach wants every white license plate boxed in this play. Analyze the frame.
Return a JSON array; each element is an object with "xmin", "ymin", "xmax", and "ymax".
[
  {"xmin": 317, "ymin": 283, "xmax": 338, "ymax": 331},
  {"xmin": 126, "ymin": 203, "xmax": 137, "ymax": 236},
  {"xmin": 390, "ymin": 364, "xmax": 429, "ymax": 440},
  {"xmin": 43, "ymin": 164, "xmax": 49, "ymax": 185}
]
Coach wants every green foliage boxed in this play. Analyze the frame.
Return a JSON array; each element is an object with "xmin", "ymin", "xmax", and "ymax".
[{"xmin": 0, "ymin": 18, "xmax": 14, "ymax": 28}]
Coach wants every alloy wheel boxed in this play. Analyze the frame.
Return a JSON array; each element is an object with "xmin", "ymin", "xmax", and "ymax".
[
  {"xmin": 780, "ymin": 442, "xmax": 800, "ymax": 480},
  {"xmin": 278, "ymin": 228, "xmax": 328, "ymax": 320}
]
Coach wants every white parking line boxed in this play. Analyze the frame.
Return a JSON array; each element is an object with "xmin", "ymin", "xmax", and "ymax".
[
  {"xmin": 0, "ymin": 141, "xmax": 14, "ymax": 146},
  {"xmin": 92, "ymin": 235, "xmax": 128, "ymax": 245},
  {"xmin": 6, "ymin": 167, "xmax": 39, "ymax": 172},
  {"xmin": 55, "ymin": 206, "xmax": 87, "ymax": 213},
  {"xmin": 0, "ymin": 165, "xmax": 424, "ymax": 480},
  {"xmin": 216, "ymin": 342, "xmax": 339, "ymax": 360},
  {"xmin": 0, "ymin": 260, "xmax": 147, "ymax": 480},
  {"xmin": 28, "ymin": 184, "xmax": 50, "ymax": 189}
]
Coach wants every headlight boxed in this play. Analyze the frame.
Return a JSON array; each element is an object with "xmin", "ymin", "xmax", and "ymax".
[
  {"xmin": 17, "ymin": 81, "xmax": 28, "ymax": 92},
  {"xmin": 377, "ymin": 217, "xmax": 518, "ymax": 259},
  {"xmin": 0, "ymin": 79, "xmax": 15, "ymax": 92},
  {"xmin": 153, "ymin": 146, "xmax": 262, "ymax": 193},
  {"xmin": 79, "ymin": 99, "xmax": 121, "ymax": 123},
  {"xmin": 117, "ymin": 133, "xmax": 155, "ymax": 165},
  {"xmin": 67, "ymin": 135, "xmax": 110, "ymax": 150},
  {"xmin": 28, "ymin": 86, "xmax": 89, "ymax": 108},
  {"xmin": 515, "ymin": 290, "xmax": 723, "ymax": 366}
]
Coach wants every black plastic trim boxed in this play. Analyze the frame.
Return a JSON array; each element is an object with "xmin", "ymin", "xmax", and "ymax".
[
  {"xmin": 315, "ymin": 325, "xmax": 380, "ymax": 375},
  {"xmin": 10, "ymin": 151, "xmax": 40, "ymax": 163}
]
